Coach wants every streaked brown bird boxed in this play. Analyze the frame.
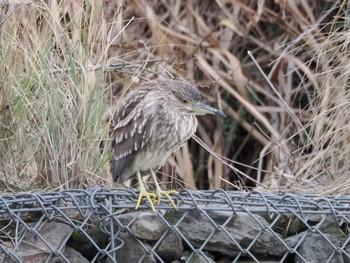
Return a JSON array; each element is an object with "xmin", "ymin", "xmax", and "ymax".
[{"xmin": 110, "ymin": 78, "xmax": 225, "ymax": 211}]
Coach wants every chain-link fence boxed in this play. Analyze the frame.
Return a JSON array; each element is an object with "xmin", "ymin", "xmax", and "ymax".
[{"xmin": 0, "ymin": 188, "xmax": 349, "ymax": 263}]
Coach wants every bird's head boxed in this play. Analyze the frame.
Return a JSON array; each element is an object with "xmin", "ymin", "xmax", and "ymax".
[{"xmin": 163, "ymin": 80, "xmax": 226, "ymax": 117}]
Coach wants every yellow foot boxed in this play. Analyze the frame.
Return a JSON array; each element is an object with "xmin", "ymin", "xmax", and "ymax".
[
  {"xmin": 135, "ymin": 190, "xmax": 157, "ymax": 211},
  {"xmin": 155, "ymin": 190, "xmax": 179, "ymax": 209}
]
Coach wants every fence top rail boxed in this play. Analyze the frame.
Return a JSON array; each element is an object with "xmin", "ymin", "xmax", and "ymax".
[{"xmin": 1, "ymin": 188, "xmax": 350, "ymax": 215}]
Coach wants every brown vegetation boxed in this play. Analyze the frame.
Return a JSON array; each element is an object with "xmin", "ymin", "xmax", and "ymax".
[{"xmin": 0, "ymin": 0, "xmax": 349, "ymax": 194}]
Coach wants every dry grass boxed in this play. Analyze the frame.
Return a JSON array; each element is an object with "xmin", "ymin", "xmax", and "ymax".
[{"xmin": 0, "ymin": 0, "xmax": 349, "ymax": 195}]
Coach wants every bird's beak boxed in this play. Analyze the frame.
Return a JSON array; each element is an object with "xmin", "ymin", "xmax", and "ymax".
[{"xmin": 191, "ymin": 101, "xmax": 226, "ymax": 117}]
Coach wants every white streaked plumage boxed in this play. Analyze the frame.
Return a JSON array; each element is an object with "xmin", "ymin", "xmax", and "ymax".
[
  {"xmin": 110, "ymin": 78, "xmax": 221, "ymax": 184},
  {"xmin": 110, "ymin": 79, "xmax": 198, "ymax": 182},
  {"xmin": 109, "ymin": 78, "xmax": 225, "ymax": 211}
]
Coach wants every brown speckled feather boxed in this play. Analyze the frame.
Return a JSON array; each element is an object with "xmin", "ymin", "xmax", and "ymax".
[
  {"xmin": 111, "ymin": 85, "xmax": 153, "ymax": 182},
  {"xmin": 110, "ymin": 79, "xmax": 219, "ymax": 184}
]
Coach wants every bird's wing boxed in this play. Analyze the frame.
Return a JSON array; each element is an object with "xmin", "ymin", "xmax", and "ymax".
[{"xmin": 111, "ymin": 88, "xmax": 153, "ymax": 181}]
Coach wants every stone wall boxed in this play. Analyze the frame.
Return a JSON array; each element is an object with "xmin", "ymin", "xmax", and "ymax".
[{"xmin": 0, "ymin": 190, "xmax": 349, "ymax": 262}]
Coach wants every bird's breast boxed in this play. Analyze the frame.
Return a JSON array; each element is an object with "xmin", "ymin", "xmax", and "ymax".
[
  {"xmin": 132, "ymin": 114, "xmax": 197, "ymax": 172},
  {"xmin": 153, "ymin": 113, "xmax": 197, "ymax": 150}
]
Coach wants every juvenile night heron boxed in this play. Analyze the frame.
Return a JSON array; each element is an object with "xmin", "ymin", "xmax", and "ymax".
[{"xmin": 111, "ymin": 78, "xmax": 225, "ymax": 211}]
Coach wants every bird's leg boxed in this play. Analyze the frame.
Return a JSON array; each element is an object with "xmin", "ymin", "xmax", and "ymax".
[
  {"xmin": 135, "ymin": 170, "xmax": 157, "ymax": 211},
  {"xmin": 150, "ymin": 169, "xmax": 179, "ymax": 209}
]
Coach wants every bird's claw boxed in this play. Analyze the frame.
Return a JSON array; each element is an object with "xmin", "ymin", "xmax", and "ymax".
[
  {"xmin": 135, "ymin": 190, "xmax": 179, "ymax": 211},
  {"xmin": 135, "ymin": 191, "xmax": 157, "ymax": 211},
  {"xmin": 155, "ymin": 190, "xmax": 179, "ymax": 209}
]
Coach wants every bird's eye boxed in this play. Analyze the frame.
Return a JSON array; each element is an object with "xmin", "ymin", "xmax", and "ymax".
[{"xmin": 182, "ymin": 99, "xmax": 188, "ymax": 104}]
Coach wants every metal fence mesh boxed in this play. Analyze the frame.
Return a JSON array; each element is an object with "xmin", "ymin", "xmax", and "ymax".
[{"xmin": 1, "ymin": 188, "xmax": 350, "ymax": 263}]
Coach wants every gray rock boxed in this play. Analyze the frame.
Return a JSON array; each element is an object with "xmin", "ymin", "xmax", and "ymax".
[
  {"xmin": 297, "ymin": 214, "xmax": 345, "ymax": 236},
  {"xmin": 167, "ymin": 210, "xmax": 286, "ymax": 257},
  {"xmin": 295, "ymin": 232, "xmax": 343, "ymax": 263},
  {"xmin": 5, "ymin": 222, "xmax": 72, "ymax": 263},
  {"xmin": 180, "ymin": 250, "xmax": 215, "ymax": 263},
  {"xmin": 187, "ymin": 253, "xmax": 215, "ymax": 263},
  {"xmin": 317, "ymin": 216, "xmax": 347, "ymax": 243},
  {"xmin": 178, "ymin": 250, "xmax": 214, "ymax": 263},
  {"xmin": 114, "ymin": 232, "xmax": 156, "ymax": 263},
  {"xmin": 62, "ymin": 246, "xmax": 89, "ymax": 263},
  {"xmin": 282, "ymin": 217, "xmax": 347, "ymax": 262},
  {"xmin": 116, "ymin": 211, "xmax": 183, "ymax": 261},
  {"xmin": 69, "ymin": 226, "xmax": 109, "ymax": 260},
  {"xmin": 131, "ymin": 212, "xmax": 167, "ymax": 241},
  {"xmin": 156, "ymin": 230, "xmax": 183, "ymax": 261},
  {"xmin": 345, "ymin": 248, "xmax": 350, "ymax": 263},
  {"xmin": 274, "ymin": 213, "xmax": 345, "ymax": 237},
  {"xmin": 281, "ymin": 231, "xmax": 305, "ymax": 253},
  {"xmin": 256, "ymin": 212, "xmax": 311, "ymax": 237},
  {"xmin": 118, "ymin": 211, "xmax": 145, "ymax": 224}
]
